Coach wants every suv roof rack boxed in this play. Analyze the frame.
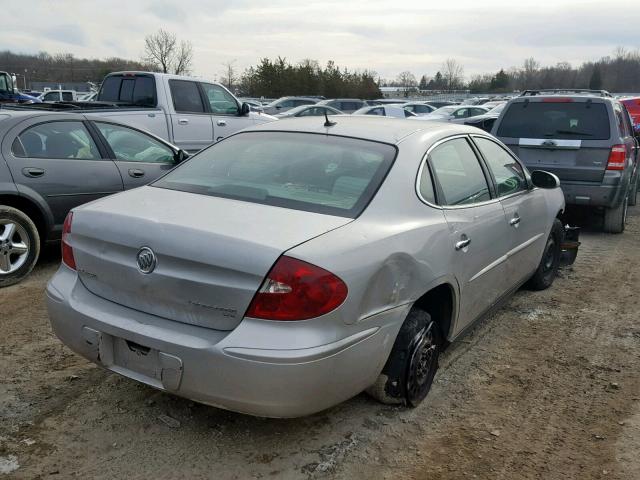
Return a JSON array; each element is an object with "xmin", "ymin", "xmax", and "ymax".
[{"xmin": 519, "ymin": 89, "xmax": 613, "ymax": 98}]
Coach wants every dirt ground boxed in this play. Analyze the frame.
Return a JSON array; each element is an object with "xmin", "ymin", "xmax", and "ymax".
[{"xmin": 1, "ymin": 206, "xmax": 640, "ymax": 480}]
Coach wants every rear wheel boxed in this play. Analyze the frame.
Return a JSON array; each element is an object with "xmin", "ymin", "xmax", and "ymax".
[
  {"xmin": 0, "ymin": 206, "xmax": 40, "ymax": 288},
  {"xmin": 366, "ymin": 309, "xmax": 441, "ymax": 407},
  {"xmin": 527, "ymin": 219, "xmax": 563, "ymax": 291},
  {"xmin": 603, "ymin": 195, "xmax": 628, "ymax": 234},
  {"xmin": 628, "ymin": 175, "xmax": 638, "ymax": 207}
]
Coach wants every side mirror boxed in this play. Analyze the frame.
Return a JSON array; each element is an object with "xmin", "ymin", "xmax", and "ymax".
[
  {"xmin": 275, "ymin": 105, "xmax": 282, "ymax": 109},
  {"xmin": 240, "ymin": 102, "xmax": 251, "ymax": 116},
  {"xmin": 531, "ymin": 170, "xmax": 560, "ymax": 189},
  {"xmin": 174, "ymin": 149, "xmax": 189, "ymax": 164}
]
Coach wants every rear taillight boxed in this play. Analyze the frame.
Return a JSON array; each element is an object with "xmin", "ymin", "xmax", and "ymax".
[
  {"xmin": 246, "ymin": 256, "xmax": 348, "ymax": 321},
  {"xmin": 542, "ymin": 97, "xmax": 573, "ymax": 103},
  {"xmin": 61, "ymin": 212, "xmax": 76, "ymax": 270},
  {"xmin": 606, "ymin": 144, "xmax": 627, "ymax": 171}
]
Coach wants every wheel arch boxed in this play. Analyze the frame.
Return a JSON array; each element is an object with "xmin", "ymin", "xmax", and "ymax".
[
  {"xmin": 412, "ymin": 282, "xmax": 457, "ymax": 342},
  {"xmin": 0, "ymin": 193, "xmax": 51, "ymax": 243}
]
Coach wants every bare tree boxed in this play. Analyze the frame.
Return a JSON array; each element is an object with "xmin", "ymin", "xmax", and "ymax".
[
  {"xmin": 144, "ymin": 29, "xmax": 193, "ymax": 75},
  {"xmin": 395, "ymin": 71, "xmax": 417, "ymax": 97},
  {"xmin": 441, "ymin": 58, "xmax": 464, "ymax": 90},
  {"xmin": 221, "ymin": 60, "xmax": 237, "ymax": 90}
]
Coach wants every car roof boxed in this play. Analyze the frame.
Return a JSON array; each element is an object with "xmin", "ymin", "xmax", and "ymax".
[
  {"xmin": 507, "ymin": 94, "xmax": 614, "ymax": 104},
  {"xmin": 245, "ymin": 115, "xmax": 480, "ymax": 145}
]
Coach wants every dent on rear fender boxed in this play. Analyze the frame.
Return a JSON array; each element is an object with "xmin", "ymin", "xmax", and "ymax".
[{"xmin": 358, "ymin": 253, "xmax": 423, "ymax": 317}]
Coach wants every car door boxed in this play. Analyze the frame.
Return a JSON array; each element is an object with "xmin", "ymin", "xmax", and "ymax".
[
  {"xmin": 472, "ymin": 135, "xmax": 548, "ymax": 283},
  {"xmin": 199, "ymin": 82, "xmax": 253, "ymax": 142},
  {"xmin": 168, "ymin": 79, "xmax": 213, "ymax": 152},
  {"xmin": 90, "ymin": 121, "xmax": 178, "ymax": 189},
  {"xmin": 426, "ymin": 136, "xmax": 513, "ymax": 331},
  {"xmin": 5, "ymin": 119, "xmax": 123, "ymax": 229}
]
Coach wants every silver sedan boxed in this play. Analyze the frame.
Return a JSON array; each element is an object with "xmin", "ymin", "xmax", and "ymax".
[{"xmin": 46, "ymin": 117, "xmax": 565, "ymax": 417}]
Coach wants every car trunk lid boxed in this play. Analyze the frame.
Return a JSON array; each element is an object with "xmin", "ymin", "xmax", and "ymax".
[{"xmin": 71, "ymin": 186, "xmax": 352, "ymax": 331}]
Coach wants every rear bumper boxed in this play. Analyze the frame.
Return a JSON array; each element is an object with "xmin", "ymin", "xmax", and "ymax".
[
  {"xmin": 561, "ymin": 176, "xmax": 627, "ymax": 208},
  {"xmin": 45, "ymin": 265, "xmax": 406, "ymax": 418}
]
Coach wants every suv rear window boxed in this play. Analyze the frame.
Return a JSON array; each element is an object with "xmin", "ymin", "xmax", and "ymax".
[
  {"xmin": 98, "ymin": 75, "xmax": 157, "ymax": 107},
  {"xmin": 497, "ymin": 101, "xmax": 610, "ymax": 140},
  {"xmin": 153, "ymin": 132, "xmax": 397, "ymax": 218}
]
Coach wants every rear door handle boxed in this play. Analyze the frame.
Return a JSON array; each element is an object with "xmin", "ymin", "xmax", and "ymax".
[
  {"xmin": 216, "ymin": 120, "xmax": 227, "ymax": 126},
  {"xmin": 128, "ymin": 168, "xmax": 145, "ymax": 178},
  {"xmin": 178, "ymin": 118, "xmax": 189, "ymax": 125},
  {"xmin": 510, "ymin": 215, "xmax": 521, "ymax": 227},
  {"xmin": 455, "ymin": 237, "xmax": 471, "ymax": 250},
  {"xmin": 22, "ymin": 167, "xmax": 45, "ymax": 178}
]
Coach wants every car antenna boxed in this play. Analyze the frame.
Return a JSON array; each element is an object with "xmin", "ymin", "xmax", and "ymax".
[{"xmin": 324, "ymin": 110, "xmax": 336, "ymax": 127}]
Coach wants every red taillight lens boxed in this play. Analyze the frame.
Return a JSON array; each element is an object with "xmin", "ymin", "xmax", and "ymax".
[
  {"xmin": 61, "ymin": 212, "xmax": 76, "ymax": 270},
  {"xmin": 541, "ymin": 97, "xmax": 573, "ymax": 103},
  {"xmin": 606, "ymin": 144, "xmax": 627, "ymax": 171},
  {"xmin": 246, "ymin": 256, "xmax": 348, "ymax": 321}
]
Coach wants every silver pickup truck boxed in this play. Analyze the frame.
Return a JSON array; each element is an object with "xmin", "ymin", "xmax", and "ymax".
[{"xmin": 89, "ymin": 72, "xmax": 277, "ymax": 152}]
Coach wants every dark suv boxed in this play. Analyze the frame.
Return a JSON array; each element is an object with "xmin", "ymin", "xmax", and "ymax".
[{"xmin": 492, "ymin": 90, "xmax": 639, "ymax": 233}]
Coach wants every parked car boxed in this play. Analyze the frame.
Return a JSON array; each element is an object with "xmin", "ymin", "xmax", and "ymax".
[
  {"xmin": 424, "ymin": 100, "xmax": 457, "ymax": 109},
  {"xmin": 315, "ymin": 99, "xmax": 366, "ymax": 113},
  {"xmin": 621, "ymin": 97, "xmax": 640, "ymax": 133},
  {"xmin": 0, "ymin": 73, "xmax": 41, "ymax": 104},
  {"xmin": 90, "ymin": 72, "xmax": 277, "ymax": 152},
  {"xmin": 493, "ymin": 89, "xmax": 639, "ymax": 233},
  {"xmin": 401, "ymin": 102, "xmax": 437, "ymax": 116},
  {"xmin": 238, "ymin": 98, "xmax": 264, "ymax": 112},
  {"xmin": 410, "ymin": 105, "xmax": 489, "ymax": 122},
  {"xmin": 40, "ymin": 90, "xmax": 82, "ymax": 102},
  {"xmin": 481, "ymin": 100, "xmax": 506, "ymax": 110},
  {"xmin": 261, "ymin": 97, "xmax": 317, "ymax": 115},
  {"xmin": 353, "ymin": 104, "xmax": 417, "ymax": 118},
  {"xmin": 46, "ymin": 116, "xmax": 568, "ymax": 418},
  {"xmin": 78, "ymin": 92, "xmax": 98, "ymax": 102},
  {"xmin": 0, "ymin": 110, "xmax": 189, "ymax": 286},
  {"xmin": 367, "ymin": 98, "xmax": 407, "ymax": 105},
  {"xmin": 453, "ymin": 103, "xmax": 506, "ymax": 132},
  {"xmin": 275, "ymin": 104, "xmax": 342, "ymax": 118}
]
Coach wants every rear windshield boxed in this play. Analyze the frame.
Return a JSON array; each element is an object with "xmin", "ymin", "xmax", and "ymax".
[
  {"xmin": 98, "ymin": 75, "xmax": 157, "ymax": 107},
  {"xmin": 153, "ymin": 131, "xmax": 397, "ymax": 218},
  {"xmin": 497, "ymin": 101, "xmax": 610, "ymax": 140}
]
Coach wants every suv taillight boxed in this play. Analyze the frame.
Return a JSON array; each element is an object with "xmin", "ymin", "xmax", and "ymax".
[
  {"xmin": 61, "ymin": 212, "xmax": 76, "ymax": 270},
  {"xmin": 246, "ymin": 256, "xmax": 348, "ymax": 321},
  {"xmin": 606, "ymin": 144, "xmax": 627, "ymax": 171}
]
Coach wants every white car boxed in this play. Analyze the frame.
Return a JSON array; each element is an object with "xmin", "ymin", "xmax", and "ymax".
[
  {"xmin": 352, "ymin": 105, "xmax": 417, "ymax": 118},
  {"xmin": 410, "ymin": 105, "xmax": 489, "ymax": 122}
]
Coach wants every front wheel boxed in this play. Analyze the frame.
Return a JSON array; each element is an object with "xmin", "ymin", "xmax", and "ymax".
[
  {"xmin": 526, "ymin": 218, "xmax": 563, "ymax": 291},
  {"xmin": 0, "ymin": 206, "xmax": 40, "ymax": 288},
  {"xmin": 366, "ymin": 309, "xmax": 442, "ymax": 407}
]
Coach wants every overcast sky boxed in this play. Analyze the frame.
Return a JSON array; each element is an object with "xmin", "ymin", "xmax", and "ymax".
[{"xmin": 2, "ymin": 0, "xmax": 639, "ymax": 81}]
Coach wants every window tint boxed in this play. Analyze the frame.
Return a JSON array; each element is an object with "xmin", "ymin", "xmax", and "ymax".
[
  {"xmin": 98, "ymin": 75, "xmax": 156, "ymax": 105},
  {"xmin": 95, "ymin": 122, "xmax": 174, "ymax": 163},
  {"xmin": 0, "ymin": 75, "xmax": 8, "ymax": 91},
  {"xmin": 153, "ymin": 132, "xmax": 397, "ymax": 218},
  {"xmin": 43, "ymin": 92, "xmax": 59, "ymax": 101},
  {"xmin": 12, "ymin": 121, "xmax": 100, "ymax": 160},
  {"xmin": 471, "ymin": 108, "xmax": 486, "ymax": 116},
  {"xmin": 429, "ymin": 138, "xmax": 491, "ymax": 206},
  {"xmin": 170, "ymin": 80, "xmax": 205, "ymax": 113},
  {"xmin": 132, "ymin": 76, "xmax": 155, "ymax": 106},
  {"xmin": 453, "ymin": 108, "xmax": 468, "ymax": 118},
  {"xmin": 61, "ymin": 92, "xmax": 73, "ymax": 101},
  {"xmin": 200, "ymin": 83, "xmax": 238, "ymax": 115},
  {"xmin": 120, "ymin": 79, "xmax": 135, "ymax": 102},
  {"xmin": 294, "ymin": 99, "xmax": 315, "ymax": 107},
  {"xmin": 414, "ymin": 105, "xmax": 432, "ymax": 114},
  {"xmin": 279, "ymin": 99, "xmax": 294, "ymax": 108},
  {"xmin": 474, "ymin": 137, "xmax": 527, "ymax": 196},
  {"xmin": 497, "ymin": 102, "xmax": 610, "ymax": 140},
  {"xmin": 99, "ymin": 76, "xmax": 121, "ymax": 101},
  {"xmin": 614, "ymin": 105, "xmax": 630, "ymax": 137}
]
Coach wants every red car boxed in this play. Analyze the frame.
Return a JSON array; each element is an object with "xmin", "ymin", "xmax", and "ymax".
[{"xmin": 622, "ymin": 97, "xmax": 640, "ymax": 133}]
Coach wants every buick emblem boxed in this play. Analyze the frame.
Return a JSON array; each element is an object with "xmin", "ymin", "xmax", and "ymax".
[{"xmin": 136, "ymin": 247, "xmax": 157, "ymax": 274}]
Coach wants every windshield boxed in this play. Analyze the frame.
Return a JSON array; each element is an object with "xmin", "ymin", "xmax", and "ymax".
[
  {"xmin": 497, "ymin": 102, "xmax": 611, "ymax": 140},
  {"xmin": 488, "ymin": 103, "xmax": 506, "ymax": 114},
  {"xmin": 432, "ymin": 106, "xmax": 457, "ymax": 115},
  {"xmin": 281, "ymin": 105, "xmax": 309, "ymax": 115},
  {"xmin": 153, "ymin": 131, "xmax": 397, "ymax": 218}
]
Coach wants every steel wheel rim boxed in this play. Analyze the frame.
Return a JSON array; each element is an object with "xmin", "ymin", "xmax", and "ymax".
[
  {"xmin": 542, "ymin": 237, "xmax": 557, "ymax": 273},
  {"xmin": 0, "ymin": 221, "xmax": 30, "ymax": 275},
  {"xmin": 406, "ymin": 326, "xmax": 437, "ymax": 401}
]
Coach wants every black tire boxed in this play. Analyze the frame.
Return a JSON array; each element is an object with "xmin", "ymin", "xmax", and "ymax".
[
  {"xmin": 526, "ymin": 218, "xmax": 563, "ymax": 291},
  {"xmin": 0, "ymin": 206, "xmax": 40, "ymax": 288},
  {"xmin": 366, "ymin": 309, "xmax": 442, "ymax": 407},
  {"xmin": 628, "ymin": 175, "xmax": 638, "ymax": 207},
  {"xmin": 603, "ymin": 195, "xmax": 628, "ymax": 234}
]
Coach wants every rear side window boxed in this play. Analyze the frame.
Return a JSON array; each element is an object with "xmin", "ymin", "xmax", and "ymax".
[
  {"xmin": 428, "ymin": 138, "xmax": 491, "ymax": 206},
  {"xmin": 61, "ymin": 92, "xmax": 73, "ymax": 101},
  {"xmin": 12, "ymin": 121, "xmax": 100, "ymax": 160},
  {"xmin": 153, "ymin": 132, "xmax": 397, "ymax": 218},
  {"xmin": 98, "ymin": 75, "xmax": 157, "ymax": 106},
  {"xmin": 170, "ymin": 80, "xmax": 205, "ymax": 113},
  {"xmin": 497, "ymin": 102, "xmax": 611, "ymax": 140}
]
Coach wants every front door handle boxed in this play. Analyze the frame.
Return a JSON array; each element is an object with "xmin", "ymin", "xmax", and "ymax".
[
  {"xmin": 455, "ymin": 236, "xmax": 471, "ymax": 251},
  {"xmin": 216, "ymin": 120, "xmax": 227, "ymax": 126},
  {"xmin": 22, "ymin": 167, "xmax": 45, "ymax": 178},
  {"xmin": 510, "ymin": 215, "xmax": 521, "ymax": 227},
  {"xmin": 178, "ymin": 118, "xmax": 189, "ymax": 125},
  {"xmin": 128, "ymin": 168, "xmax": 145, "ymax": 178}
]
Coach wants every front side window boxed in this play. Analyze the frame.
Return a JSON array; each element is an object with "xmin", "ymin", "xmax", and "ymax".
[
  {"xmin": 474, "ymin": 137, "xmax": 527, "ymax": 196},
  {"xmin": 43, "ymin": 92, "xmax": 59, "ymax": 102},
  {"xmin": 170, "ymin": 80, "xmax": 205, "ymax": 113},
  {"xmin": 428, "ymin": 138, "xmax": 491, "ymax": 206},
  {"xmin": 453, "ymin": 108, "xmax": 469, "ymax": 118},
  {"xmin": 367, "ymin": 107, "xmax": 384, "ymax": 116},
  {"xmin": 12, "ymin": 121, "xmax": 99, "ymax": 160},
  {"xmin": 200, "ymin": 83, "xmax": 239, "ymax": 115},
  {"xmin": 153, "ymin": 132, "xmax": 397, "ymax": 218},
  {"xmin": 94, "ymin": 122, "xmax": 174, "ymax": 163}
]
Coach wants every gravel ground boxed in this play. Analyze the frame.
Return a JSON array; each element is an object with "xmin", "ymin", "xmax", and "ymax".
[{"xmin": 1, "ymin": 207, "xmax": 639, "ymax": 479}]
